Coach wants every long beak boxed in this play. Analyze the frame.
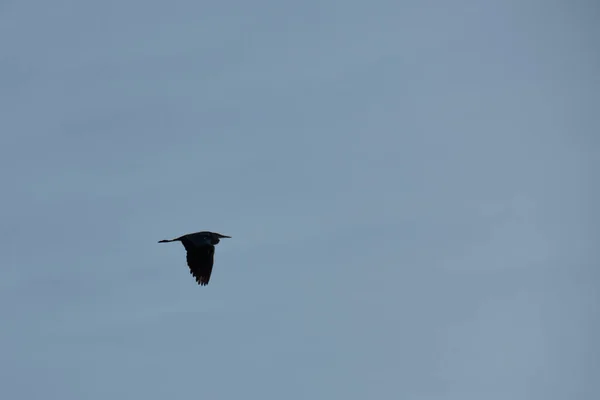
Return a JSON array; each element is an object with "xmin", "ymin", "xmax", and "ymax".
[{"xmin": 217, "ymin": 234, "xmax": 231, "ymax": 238}]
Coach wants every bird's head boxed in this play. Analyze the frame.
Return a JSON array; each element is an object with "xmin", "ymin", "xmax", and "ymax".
[{"xmin": 211, "ymin": 232, "xmax": 231, "ymax": 244}]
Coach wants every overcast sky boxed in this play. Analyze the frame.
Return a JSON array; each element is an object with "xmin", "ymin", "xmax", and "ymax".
[{"xmin": 1, "ymin": 1, "xmax": 597, "ymax": 399}]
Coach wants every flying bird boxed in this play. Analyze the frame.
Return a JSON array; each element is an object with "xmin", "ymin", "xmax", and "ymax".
[{"xmin": 158, "ymin": 231, "xmax": 231, "ymax": 286}]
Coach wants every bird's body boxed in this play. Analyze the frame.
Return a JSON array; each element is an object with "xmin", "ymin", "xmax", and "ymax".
[{"xmin": 158, "ymin": 231, "xmax": 231, "ymax": 286}]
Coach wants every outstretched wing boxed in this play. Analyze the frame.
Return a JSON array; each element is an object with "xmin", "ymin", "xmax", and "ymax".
[{"xmin": 185, "ymin": 245, "xmax": 215, "ymax": 286}]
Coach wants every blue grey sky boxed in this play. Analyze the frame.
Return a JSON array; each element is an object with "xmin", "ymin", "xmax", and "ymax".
[{"xmin": 1, "ymin": 0, "xmax": 597, "ymax": 399}]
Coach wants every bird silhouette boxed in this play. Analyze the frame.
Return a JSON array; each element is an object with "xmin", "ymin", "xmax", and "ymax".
[{"xmin": 158, "ymin": 231, "xmax": 231, "ymax": 286}]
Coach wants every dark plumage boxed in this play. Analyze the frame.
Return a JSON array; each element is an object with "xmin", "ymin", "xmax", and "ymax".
[{"xmin": 158, "ymin": 231, "xmax": 231, "ymax": 286}]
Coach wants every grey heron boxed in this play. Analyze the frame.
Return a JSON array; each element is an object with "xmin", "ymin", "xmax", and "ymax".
[{"xmin": 158, "ymin": 231, "xmax": 231, "ymax": 286}]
